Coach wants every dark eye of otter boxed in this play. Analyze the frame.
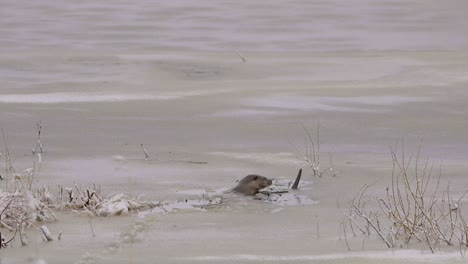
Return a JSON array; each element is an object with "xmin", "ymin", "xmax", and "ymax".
[{"xmin": 253, "ymin": 176, "xmax": 258, "ymax": 180}]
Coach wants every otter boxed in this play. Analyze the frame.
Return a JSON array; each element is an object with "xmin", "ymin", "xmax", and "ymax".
[{"xmin": 231, "ymin": 175, "xmax": 273, "ymax": 195}]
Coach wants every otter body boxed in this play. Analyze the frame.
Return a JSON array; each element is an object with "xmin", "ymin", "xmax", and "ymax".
[{"xmin": 232, "ymin": 175, "xmax": 273, "ymax": 195}]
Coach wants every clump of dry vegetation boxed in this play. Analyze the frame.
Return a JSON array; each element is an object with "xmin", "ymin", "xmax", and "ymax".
[
  {"xmin": 1, "ymin": 126, "xmax": 56, "ymax": 248},
  {"xmin": 0, "ymin": 152, "xmax": 56, "ymax": 248},
  {"xmin": 1, "ymin": 167, "xmax": 156, "ymax": 249},
  {"xmin": 295, "ymin": 122, "xmax": 337, "ymax": 178},
  {"xmin": 0, "ymin": 127, "xmax": 157, "ymax": 249},
  {"xmin": 35, "ymin": 185, "xmax": 158, "ymax": 217},
  {"xmin": 345, "ymin": 143, "xmax": 468, "ymax": 254}
]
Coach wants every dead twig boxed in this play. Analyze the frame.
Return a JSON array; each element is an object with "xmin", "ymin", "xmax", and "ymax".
[
  {"xmin": 32, "ymin": 121, "xmax": 43, "ymax": 155},
  {"xmin": 234, "ymin": 50, "xmax": 247, "ymax": 62},
  {"xmin": 140, "ymin": 144, "xmax": 150, "ymax": 160},
  {"xmin": 315, "ymin": 215, "xmax": 320, "ymax": 238},
  {"xmin": 291, "ymin": 169, "xmax": 302, "ymax": 190},
  {"xmin": 40, "ymin": 225, "xmax": 54, "ymax": 242},
  {"xmin": 89, "ymin": 217, "xmax": 96, "ymax": 237},
  {"xmin": 342, "ymin": 221, "xmax": 351, "ymax": 251}
]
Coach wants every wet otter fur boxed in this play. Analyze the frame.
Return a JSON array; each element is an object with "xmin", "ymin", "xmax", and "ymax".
[{"xmin": 232, "ymin": 175, "xmax": 273, "ymax": 195}]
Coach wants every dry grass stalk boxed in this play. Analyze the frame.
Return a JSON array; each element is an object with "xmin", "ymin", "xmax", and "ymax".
[
  {"xmin": 2, "ymin": 128, "xmax": 14, "ymax": 188},
  {"xmin": 346, "ymin": 143, "xmax": 468, "ymax": 253},
  {"xmin": 296, "ymin": 122, "xmax": 337, "ymax": 177},
  {"xmin": 342, "ymin": 221, "xmax": 351, "ymax": 251},
  {"xmin": 315, "ymin": 215, "xmax": 320, "ymax": 238},
  {"xmin": 32, "ymin": 121, "xmax": 43, "ymax": 155},
  {"xmin": 0, "ymin": 153, "xmax": 3, "ymax": 181}
]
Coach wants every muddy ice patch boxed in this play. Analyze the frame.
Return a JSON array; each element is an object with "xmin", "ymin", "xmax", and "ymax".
[
  {"xmin": 143, "ymin": 195, "xmax": 226, "ymax": 215},
  {"xmin": 257, "ymin": 179, "xmax": 318, "ymax": 206},
  {"xmin": 162, "ymin": 177, "xmax": 318, "ymax": 213}
]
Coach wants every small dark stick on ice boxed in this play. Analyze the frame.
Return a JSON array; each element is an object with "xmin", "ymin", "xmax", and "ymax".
[
  {"xmin": 235, "ymin": 50, "xmax": 247, "ymax": 62},
  {"xmin": 291, "ymin": 169, "xmax": 302, "ymax": 190},
  {"xmin": 141, "ymin": 144, "xmax": 150, "ymax": 160}
]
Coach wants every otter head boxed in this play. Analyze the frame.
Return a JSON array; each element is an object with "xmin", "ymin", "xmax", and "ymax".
[{"xmin": 232, "ymin": 174, "xmax": 273, "ymax": 195}]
